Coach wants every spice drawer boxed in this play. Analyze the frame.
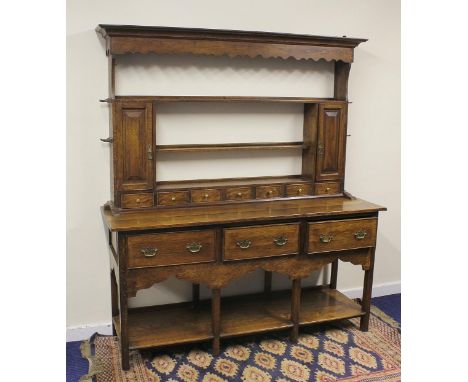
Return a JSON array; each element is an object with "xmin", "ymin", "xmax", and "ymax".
[
  {"xmin": 223, "ymin": 223, "xmax": 300, "ymax": 261},
  {"xmin": 127, "ymin": 230, "xmax": 216, "ymax": 268},
  {"xmin": 307, "ymin": 218, "xmax": 377, "ymax": 254}
]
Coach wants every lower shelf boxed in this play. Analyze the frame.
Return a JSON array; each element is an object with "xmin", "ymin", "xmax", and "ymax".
[{"xmin": 114, "ymin": 286, "xmax": 364, "ymax": 350}]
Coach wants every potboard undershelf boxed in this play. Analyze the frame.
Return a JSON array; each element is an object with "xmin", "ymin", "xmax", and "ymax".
[{"xmin": 113, "ymin": 286, "xmax": 364, "ymax": 350}]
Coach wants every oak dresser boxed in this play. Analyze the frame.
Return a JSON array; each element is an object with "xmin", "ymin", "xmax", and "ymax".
[{"xmin": 96, "ymin": 25, "xmax": 386, "ymax": 370}]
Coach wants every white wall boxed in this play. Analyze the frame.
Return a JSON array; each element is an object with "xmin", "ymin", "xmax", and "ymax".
[{"xmin": 67, "ymin": 0, "xmax": 400, "ymax": 333}]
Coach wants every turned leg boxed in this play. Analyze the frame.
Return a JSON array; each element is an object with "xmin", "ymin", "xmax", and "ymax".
[
  {"xmin": 192, "ymin": 284, "xmax": 200, "ymax": 308},
  {"xmin": 330, "ymin": 260, "xmax": 338, "ymax": 289},
  {"xmin": 290, "ymin": 278, "xmax": 301, "ymax": 342},
  {"xmin": 264, "ymin": 271, "xmax": 272, "ymax": 297},
  {"xmin": 110, "ymin": 269, "xmax": 119, "ymax": 335},
  {"xmin": 360, "ymin": 249, "xmax": 375, "ymax": 331},
  {"xmin": 211, "ymin": 288, "xmax": 221, "ymax": 355}
]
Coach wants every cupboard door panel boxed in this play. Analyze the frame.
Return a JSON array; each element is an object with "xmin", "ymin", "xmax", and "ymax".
[
  {"xmin": 115, "ymin": 102, "xmax": 154, "ymax": 191},
  {"xmin": 316, "ymin": 103, "xmax": 346, "ymax": 182}
]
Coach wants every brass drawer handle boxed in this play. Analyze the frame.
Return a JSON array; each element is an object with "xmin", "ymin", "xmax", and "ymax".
[
  {"xmin": 273, "ymin": 236, "xmax": 288, "ymax": 246},
  {"xmin": 186, "ymin": 242, "xmax": 203, "ymax": 253},
  {"xmin": 354, "ymin": 230, "xmax": 368, "ymax": 240},
  {"xmin": 141, "ymin": 247, "xmax": 158, "ymax": 257},
  {"xmin": 236, "ymin": 240, "xmax": 252, "ymax": 249},
  {"xmin": 319, "ymin": 233, "xmax": 334, "ymax": 243}
]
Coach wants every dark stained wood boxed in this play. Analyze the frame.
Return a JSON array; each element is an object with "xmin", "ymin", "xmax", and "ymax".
[
  {"xmin": 121, "ymin": 192, "xmax": 153, "ymax": 209},
  {"xmin": 255, "ymin": 185, "xmax": 283, "ymax": 199},
  {"xmin": 316, "ymin": 103, "xmax": 347, "ymax": 182},
  {"xmin": 126, "ymin": 249, "xmax": 372, "ymax": 295},
  {"xmin": 211, "ymin": 289, "xmax": 221, "ymax": 355},
  {"xmin": 156, "ymin": 142, "xmax": 306, "ymax": 153},
  {"xmin": 118, "ymin": 234, "xmax": 129, "ymax": 370},
  {"xmin": 360, "ymin": 248, "xmax": 375, "ymax": 331},
  {"xmin": 96, "ymin": 25, "xmax": 366, "ymax": 62},
  {"xmin": 156, "ymin": 175, "xmax": 308, "ymax": 190},
  {"xmin": 330, "ymin": 260, "xmax": 338, "ymax": 289},
  {"xmin": 223, "ymin": 223, "xmax": 300, "ymax": 261},
  {"xmin": 96, "ymin": 27, "xmax": 383, "ymax": 361},
  {"xmin": 285, "ymin": 183, "xmax": 312, "ymax": 197},
  {"xmin": 301, "ymin": 103, "xmax": 319, "ymax": 183},
  {"xmin": 101, "ymin": 197, "xmax": 386, "ymax": 232},
  {"xmin": 114, "ymin": 102, "xmax": 154, "ymax": 192},
  {"xmin": 191, "ymin": 188, "xmax": 222, "ymax": 204},
  {"xmin": 315, "ymin": 182, "xmax": 342, "ymax": 195},
  {"xmin": 112, "ymin": 287, "xmax": 363, "ymax": 350},
  {"xmin": 291, "ymin": 278, "xmax": 301, "ymax": 342},
  {"xmin": 127, "ymin": 229, "xmax": 216, "ymax": 268},
  {"xmin": 307, "ymin": 218, "xmax": 378, "ymax": 254},
  {"xmin": 157, "ymin": 191, "xmax": 190, "ymax": 206},
  {"xmin": 225, "ymin": 186, "xmax": 253, "ymax": 201},
  {"xmin": 334, "ymin": 61, "xmax": 351, "ymax": 101},
  {"xmin": 115, "ymin": 95, "xmax": 342, "ymax": 103}
]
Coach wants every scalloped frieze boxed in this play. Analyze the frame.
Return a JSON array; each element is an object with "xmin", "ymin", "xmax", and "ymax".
[
  {"xmin": 126, "ymin": 251, "xmax": 371, "ymax": 296},
  {"xmin": 110, "ymin": 37, "xmax": 354, "ymax": 63}
]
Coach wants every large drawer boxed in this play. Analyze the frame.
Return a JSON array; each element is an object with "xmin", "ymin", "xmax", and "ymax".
[
  {"xmin": 307, "ymin": 218, "xmax": 377, "ymax": 254},
  {"xmin": 223, "ymin": 223, "xmax": 300, "ymax": 261},
  {"xmin": 127, "ymin": 230, "xmax": 216, "ymax": 268}
]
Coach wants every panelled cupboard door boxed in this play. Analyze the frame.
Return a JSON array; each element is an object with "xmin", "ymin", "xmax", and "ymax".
[
  {"xmin": 114, "ymin": 102, "xmax": 154, "ymax": 191},
  {"xmin": 315, "ymin": 103, "xmax": 347, "ymax": 182}
]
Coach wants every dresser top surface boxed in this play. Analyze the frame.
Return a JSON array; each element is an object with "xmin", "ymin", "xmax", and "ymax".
[{"xmin": 101, "ymin": 196, "xmax": 386, "ymax": 232}]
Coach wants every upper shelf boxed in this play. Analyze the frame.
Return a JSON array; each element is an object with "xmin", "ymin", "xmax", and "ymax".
[
  {"xmin": 110, "ymin": 95, "xmax": 344, "ymax": 104},
  {"xmin": 96, "ymin": 24, "xmax": 367, "ymax": 63}
]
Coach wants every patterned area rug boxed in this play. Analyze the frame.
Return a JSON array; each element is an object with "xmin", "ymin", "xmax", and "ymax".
[{"xmin": 79, "ymin": 306, "xmax": 400, "ymax": 382}]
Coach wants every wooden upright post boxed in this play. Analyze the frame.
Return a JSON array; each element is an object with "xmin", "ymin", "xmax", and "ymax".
[
  {"xmin": 211, "ymin": 288, "xmax": 221, "ymax": 355},
  {"xmin": 334, "ymin": 61, "xmax": 351, "ymax": 101},
  {"xmin": 290, "ymin": 278, "xmax": 302, "ymax": 342}
]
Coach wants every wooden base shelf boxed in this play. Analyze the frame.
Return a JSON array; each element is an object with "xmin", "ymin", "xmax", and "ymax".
[{"xmin": 113, "ymin": 286, "xmax": 364, "ymax": 350}]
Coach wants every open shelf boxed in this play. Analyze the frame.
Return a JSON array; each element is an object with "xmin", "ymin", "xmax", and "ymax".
[
  {"xmin": 113, "ymin": 286, "xmax": 364, "ymax": 350},
  {"xmin": 155, "ymin": 142, "xmax": 307, "ymax": 153}
]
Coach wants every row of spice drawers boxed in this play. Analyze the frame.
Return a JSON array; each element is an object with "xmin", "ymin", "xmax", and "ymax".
[
  {"xmin": 126, "ymin": 218, "xmax": 377, "ymax": 268},
  {"xmin": 121, "ymin": 182, "xmax": 341, "ymax": 208}
]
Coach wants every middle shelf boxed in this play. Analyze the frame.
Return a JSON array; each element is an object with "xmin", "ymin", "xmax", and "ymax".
[{"xmin": 113, "ymin": 286, "xmax": 364, "ymax": 350}]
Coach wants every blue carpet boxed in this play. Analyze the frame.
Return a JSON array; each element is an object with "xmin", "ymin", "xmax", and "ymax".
[{"xmin": 66, "ymin": 293, "xmax": 401, "ymax": 382}]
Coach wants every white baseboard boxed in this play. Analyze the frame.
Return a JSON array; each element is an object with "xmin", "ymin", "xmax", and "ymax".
[
  {"xmin": 66, "ymin": 281, "xmax": 400, "ymax": 342},
  {"xmin": 66, "ymin": 322, "xmax": 113, "ymax": 342},
  {"xmin": 341, "ymin": 281, "xmax": 401, "ymax": 299}
]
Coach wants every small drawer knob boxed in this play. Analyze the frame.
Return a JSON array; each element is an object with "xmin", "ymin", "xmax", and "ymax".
[
  {"xmin": 298, "ymin": 188, "xmax": 303, "ymax": 194},
  {"xmin": 135, "ymin": 198, "xmax": 141, "ymax": 203},
  {"xmin": 325, "ymin": 187, "xmax": 331, "ymax": 192},
  {"xmin": 171, "ymin": 197, "xmax": 176, "ymax": 201},
  {"xmin": 237, "ymin": 192, "xmax": 243, "ymax": 197},
  {"xmin": 267, "ymin": 190, "xmax": 273, "ymax": 197},
  {"xmin": 204, "ymin": 194, "xmax": 209, "ymax": 199}
]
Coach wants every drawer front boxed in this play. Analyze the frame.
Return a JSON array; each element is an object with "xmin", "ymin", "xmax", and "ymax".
[
  {"xmin": 128, "ymin": 230, "xmax": 216, "ymax": 268},
  {"xmin": 157, "ymin": 191, "xmax": 190, "ymax": 206},
  {"xmin": 286, "ymin": 183, "xmax": 312, "ymax": 197},
  {"xmin": 191, "ymin": 188, "xmax": 222, "ymax": 203},
  {"xmin": 121, "ymin": 192, "xmax": 154, "ymax": 209},
  {"xmin": 255, "ymin": 185, "xmax": 283, "ymax": 199},
  {"xmin": 225, "ymin": 186, "xmax": 253, "ymax": 201},
  {"xmin": 307, "ymin": 218, "xmax": 377, "ymax": 253},
  {"xmin": 314, "ymin": 182, "xmax": 341, "ymax": 195},
  {"xmin": 224, "ymin": 223, "xmax": 300, "ymax": 261}
]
